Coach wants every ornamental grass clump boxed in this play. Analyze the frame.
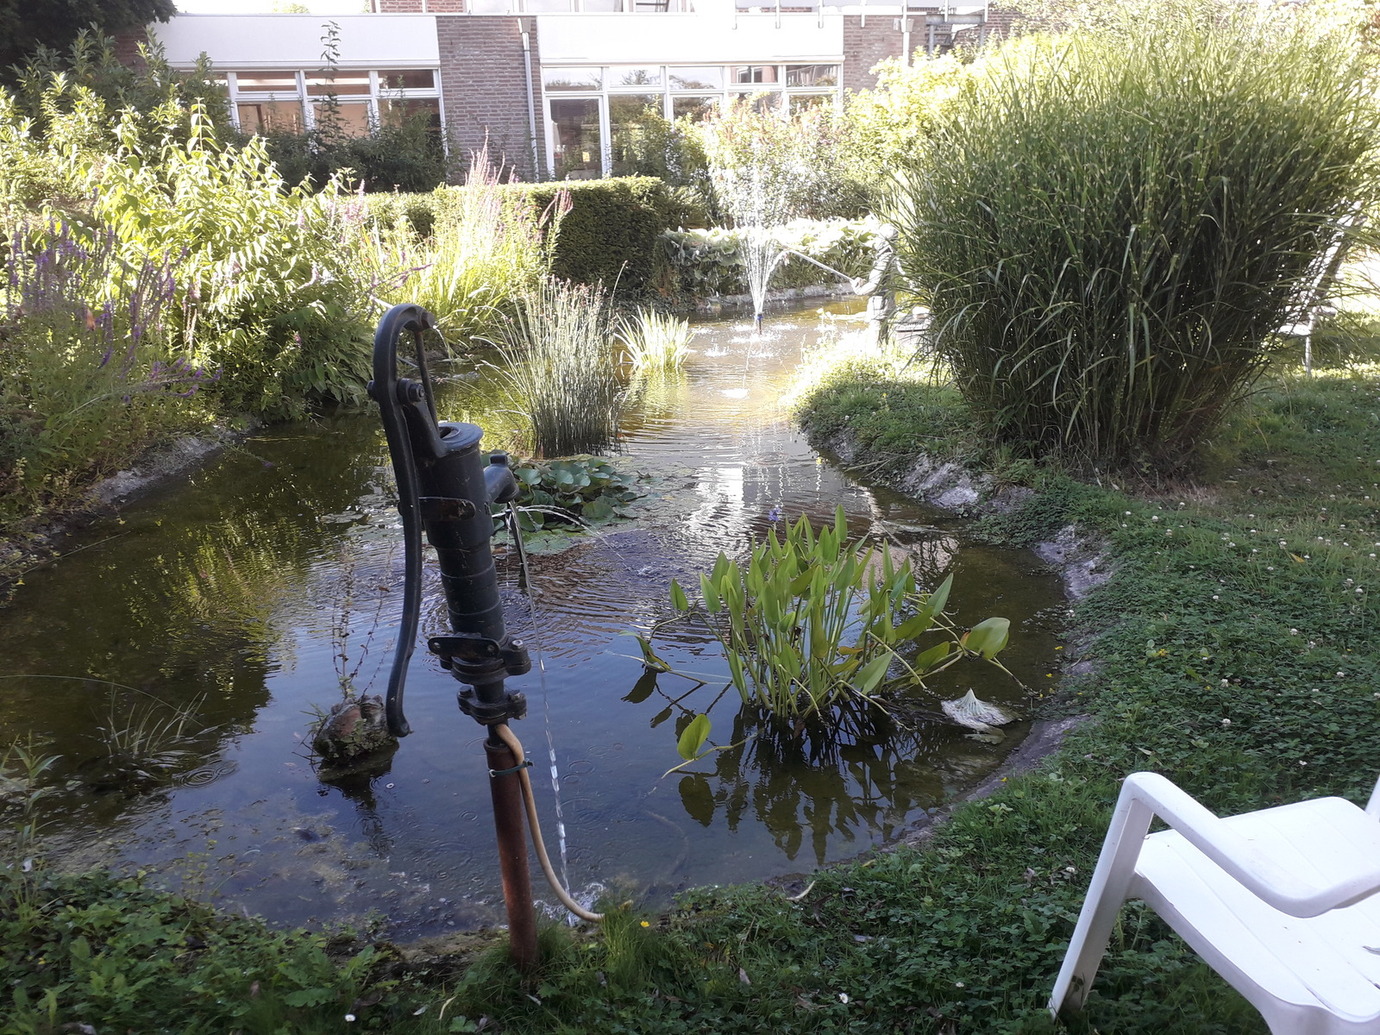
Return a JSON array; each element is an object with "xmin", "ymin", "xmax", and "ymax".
[
  {"xmin": 492, "ymin": 277, "xmax": 623, "ymax": 458},
  {"xmin": 893, "ymin": 14, "xmax": 1380, "ymax": 469},
  {"xmin": 617, "ymin": 307, "xmax": 692, "ymax": 371}
]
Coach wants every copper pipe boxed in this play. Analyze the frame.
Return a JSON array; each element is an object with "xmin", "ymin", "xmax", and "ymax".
[{"xmin": 486, "ymin": 728, "xmax": 539, "ymax": 971}]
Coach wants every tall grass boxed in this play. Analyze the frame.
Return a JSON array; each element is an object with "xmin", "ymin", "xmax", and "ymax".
[
  {"xmin": 372, "ymin": 148, "xmax": 566, "ymax": 350},
  {"xmin": 616, "ymin": 307, "xmax": 692, "ymax": 370},
  {"xmin": 893, "ymin": 16, "xmax": 1380, "ymax": 469},
  {"xmin": 491, "ymin": 278, "xmax": 623, "ymax": 458}
]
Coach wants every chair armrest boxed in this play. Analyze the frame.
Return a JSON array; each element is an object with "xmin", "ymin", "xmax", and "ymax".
[{"xmin": 1125, "ymin": 772, "xmax": 1380, "ymax": 917}]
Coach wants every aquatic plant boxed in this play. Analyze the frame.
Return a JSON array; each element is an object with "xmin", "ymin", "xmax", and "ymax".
[
  {"xmin": 370, "ymin": 146, "xmax": 567, "ymax": 351},
  {"xmin": 616, "ymin": 308, "xmax": 692, "ymax": 371},
  {"xmin": 641, "ymin": 507, "xmax": 1012, "ymax": 741},
  {"xmin": 489, "ymin": 278, "xmax": 623, "ymax": 458},
  {"xmin": 510, "ymin": 456, "xmax": 644, "ymax": 530}
]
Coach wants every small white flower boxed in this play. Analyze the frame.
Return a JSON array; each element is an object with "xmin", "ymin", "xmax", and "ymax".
[
  {"xmin": 839, "ymin": 993, "xmax": 850, "ymax": 1004},
  {"xmin": 1212, "ymin": 594, "xmax": 1220, "ymax": 601},
  {"xmin": 1290, "ymin": 628, "xmax": 1299, "ymax": 635},
  {"xmin": 1221, "ymin": 718, "xmax": 1231, "ymax": 726}
]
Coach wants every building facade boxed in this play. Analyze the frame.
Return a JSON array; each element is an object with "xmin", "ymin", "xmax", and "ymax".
[{"xmin": 150, "ymin": 0, "xmax": 1000, "ymax": 183}]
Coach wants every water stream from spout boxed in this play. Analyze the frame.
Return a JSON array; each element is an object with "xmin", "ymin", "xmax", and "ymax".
[{"xmin": 504, "ymin": 502, "xmax": 573, "ymax": 901}]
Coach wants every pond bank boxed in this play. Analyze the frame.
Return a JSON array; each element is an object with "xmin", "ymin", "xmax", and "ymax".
[
  {"xmin": 9, "ymin": 349, "xmax": 1377, "ymax": 1032},
  {"xmin": 0, "ymin": 427, "xmax": 242, "ymax": 601}
]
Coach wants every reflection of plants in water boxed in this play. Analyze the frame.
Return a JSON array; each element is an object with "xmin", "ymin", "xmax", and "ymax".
[
  {"xmin": 638, "ymin": 507, "xmax": 1013, "ymax": 758},
  {"xmin": 489, "ymin": 278, "xmax": 623, "ymax": 458},
  {"xmin": 327, "ymin": 541, "xmax": 394, "ymax": 697},
  {"xmin": 634, "ymin": 677, "xmax": 938, "ymax": 863}
]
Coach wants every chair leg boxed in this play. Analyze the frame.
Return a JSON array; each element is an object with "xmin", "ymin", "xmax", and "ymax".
[{"xmin": 1049, "ymin": 789, "xmax": 1158, "ymax": 1017}]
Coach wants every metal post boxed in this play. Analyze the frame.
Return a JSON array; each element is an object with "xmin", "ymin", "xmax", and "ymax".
[{"xmin": 486, "ymin": 729, "xmax": 539, "ymax": 972}]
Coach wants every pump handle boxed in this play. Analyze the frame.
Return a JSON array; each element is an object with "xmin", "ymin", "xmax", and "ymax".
[{"xmin": 368, "ymin": 303, "xmax": 441, "ymax": 737}]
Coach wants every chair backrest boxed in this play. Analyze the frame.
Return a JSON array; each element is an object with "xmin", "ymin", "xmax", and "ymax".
[{"xmin": 1365, "ymin": 773, "xmax": 1380, "ymax": 818}]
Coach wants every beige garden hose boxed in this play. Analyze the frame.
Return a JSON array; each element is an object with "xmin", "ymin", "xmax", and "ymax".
[{"xmin": 494, "ymin": 721, "xmax": 604, "ymax": 923}]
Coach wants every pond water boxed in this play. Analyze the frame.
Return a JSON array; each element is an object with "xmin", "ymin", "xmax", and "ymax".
[{"xmin": 0, "ymin": 300, "xmax": 1065, "ymax": 938}]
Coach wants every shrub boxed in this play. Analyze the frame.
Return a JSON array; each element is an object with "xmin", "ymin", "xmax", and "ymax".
[
  {"xmin": 892, "ymin": 17, "xmax": 1380, "ymax": 469},
  {"xmin": 0, "ymin": 215, "xmax": 214, "ymax": 521},
  {"xmin": 659, "ymin": 218, "xmax": 873, "ymax": 299},
  {"xmin": 841, "ymin": 53, "xmax": 969, "ymax": 200},
  {"xmin": 692, "ymin": 100, "xmax": 868, "ymax": 225}
]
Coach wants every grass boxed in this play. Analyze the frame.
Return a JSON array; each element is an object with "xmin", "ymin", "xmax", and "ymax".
[
  {"xmin": 490, "ymin": 277, "xmax": 624, "ymax": 458},
  {"xmin": 894, "ymin": 12, "xmax": 1380, "ymax": 469},
  {"xmin": 617, "ymin": 307, "xmax": 692, "ymax": 371},
  {"xmin": 8, "ymin": 332, "xmax": 1380, "ymax": 1031}
]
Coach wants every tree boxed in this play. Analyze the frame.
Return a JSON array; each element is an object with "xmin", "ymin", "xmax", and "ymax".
[{"xmin": 0, "ymin": 0, "xmax": 176, "ymax": 81}]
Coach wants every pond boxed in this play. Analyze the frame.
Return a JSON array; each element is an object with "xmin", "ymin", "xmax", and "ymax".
[{"xmin": 0, "ymin": 300, "xmax": 1065, "ymax": 939}]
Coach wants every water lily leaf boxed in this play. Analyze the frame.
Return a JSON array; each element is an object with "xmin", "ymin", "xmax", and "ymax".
[
  {"xmin": 676, "ymin": 713, "xmax": 712, "ymax": 761},
  {"xmin": 962, "ymin": 617, "xmax": 1010, "ymax": 659},
  {"xmin": 582, "ymin": 497, "xmax": 614, "ymax": 522}
]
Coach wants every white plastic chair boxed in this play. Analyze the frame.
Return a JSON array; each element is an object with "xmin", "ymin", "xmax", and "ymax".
[{"xmin": 1049, "ymin": 771, "xmax": 1380, "ymax": 1034}]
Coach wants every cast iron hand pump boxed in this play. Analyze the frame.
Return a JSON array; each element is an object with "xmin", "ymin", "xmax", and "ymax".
[{"xmin": 368, "ymin": 302, "xmax": 540, "ymax": 967}]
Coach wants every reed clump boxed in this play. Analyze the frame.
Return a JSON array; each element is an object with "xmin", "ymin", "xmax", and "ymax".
[
  {"xmin": 617, "ymin": 307, "xmax": 692, "ymax": 371},
  {"xmin": 893, "ymin": 14, "xmax": 1380, "ymax": 470},
  {"xmin": 492, "ymin": 278, "xmax": 623, "ymax": 458}
]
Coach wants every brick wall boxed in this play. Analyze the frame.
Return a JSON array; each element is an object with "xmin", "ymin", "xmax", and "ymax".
[
  {"xmin": 436, "ymin": 16, "xmax": 545, "ymax": 182},
  {"xmin": 841, "ymin": 16, "xmax": 906, "ymax": 93},
  {"xmin": 114, "ymin": 30, "xmax": 151, "ymax": 70},
  {"xmin": 379, "ymin": 0, "xmax": 467, "ymax": 11}
]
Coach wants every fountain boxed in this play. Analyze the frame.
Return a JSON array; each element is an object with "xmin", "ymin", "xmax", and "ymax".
[{"xmin": 717, "ymin": 162, "xmax": 796, "ymax": 331}]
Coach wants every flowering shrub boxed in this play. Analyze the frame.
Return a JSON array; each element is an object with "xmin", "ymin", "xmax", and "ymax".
[{"xmin": 0, "ymin": 216, "xmax": 214, "ymax": 518}]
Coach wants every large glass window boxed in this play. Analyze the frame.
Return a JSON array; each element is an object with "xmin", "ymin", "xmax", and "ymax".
[
  {"xmin": 672, "ymin": 96, "xmax": 718, "ymax": 121},
  {"xmin": 312, "ymin": 100, "xmax": 372, "ymax": 135},
  {"xmin": 609, "ymin": 94, "xmax": 662, "ymax": 176},
  {"xmin": 307, "ymin": 71, "xmax": 371, "ymax": 97},
  {"xmin": 608, "ymin": 65, "xmax": 662, "ymax": 89},
  {"xmin": 550, "ymin": 98, "xmax": 602, "ymax": 179},
  {"xmin": 544, "ymin": 66, "xmax": 603, "ymax": 91},
  {"xmin": 543, "ymin": 62, "xmax": 841, "ymax": 178},
  {"xmin": 225, "ymin": 67, "xmax": 441, "ymax": 139},
  {"xmin": 669, "ymin": 66, "xmax": 723, "ymax": 91},
  {"xmin": 236, "ymin": 99, "xmax": 304, "ymax": 133},
  {"xmin": 785, "ymin": 64, "xmax": 837, "ymax": 87},
  {"xmin": 235, "ymin": 73, "xmax": 299, "ymax": 94},
  {"xmin": 379, "ymin": 69, "xmax": 435, "ymax": 90},
  {"xmin": 731, "ymin": 65, "xmax": 779, "ymax": 85}
]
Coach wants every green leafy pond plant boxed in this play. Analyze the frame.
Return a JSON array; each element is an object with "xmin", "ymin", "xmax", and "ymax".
[
  {"xmin": 510, "ymin": 456, "xmax": 644, "ymax": 531},
  {"xmin": 637, "ymin": 507, "xmax": 1013, "ymax": 765}
]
